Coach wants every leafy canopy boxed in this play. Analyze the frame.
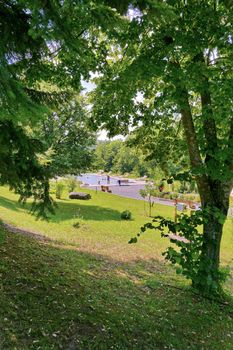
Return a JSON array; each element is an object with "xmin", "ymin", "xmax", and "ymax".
[{"xmin": 0, "ymin": 0, "xmax": 121, "ymax": 216}]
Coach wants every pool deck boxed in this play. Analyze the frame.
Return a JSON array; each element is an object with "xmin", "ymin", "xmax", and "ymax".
[{"xmin": 81, "ymin": 183, "xmax": 176, "ymax": 207}]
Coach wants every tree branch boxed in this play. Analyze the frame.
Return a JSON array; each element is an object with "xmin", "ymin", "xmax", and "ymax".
[
  {"xmin": 201, "ymin": 86, "xmax": 218, "ymax": 158},
  {"xmin": 173, "ymin": 64, "xmax": 203, "ymax": 169},
  {"xmin": 179, "ymin": 93, "xmax": 203, "ymax": 169},
  {"xmin": 227, "ymin": 115, "xmax": 233, "ymax": 182},
  {"xmin": 172, "ymin": 63, "xmax": 212, "ymax": 204},
  {"xmin": 199, "ymin": 55, "xmax": 218, "ymax": 156}
]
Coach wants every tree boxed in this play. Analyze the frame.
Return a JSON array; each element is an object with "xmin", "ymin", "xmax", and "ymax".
[
  {"xmin": 0, "ymin": 0, "xmax": 117, "ymax": 215},
  {"xmin": 93, "ymin": 140, "xmax": 122, "ymax": 172},
  {"xmin": 114, "ymin": 142, "xmax": 148, "ymax": 176},
  {"xmin": 38, "ymin": 99, "xmax": 96, "ymax": 177},
  {"xmin": 93, "ymin": 139, "xmax": 157, "ymax": 176},
  {"xmin": 0, "ymin": 120, "xmax": 54, "ymax": 217},
  {"xmin": 91, "ymin": 1, "xmax": 233, "ymax": 294},
  {"xmin": 140, "ymin": 183, "xmax": 156, "ymax": 217}
]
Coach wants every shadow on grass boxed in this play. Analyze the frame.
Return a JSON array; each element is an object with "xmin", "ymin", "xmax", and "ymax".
[
  {"xmin": 0, "ymin": 196, "xmax": 25, "ymax": 212},
  {"xmin": 0, "ymin": 195, "xmax": 123, "ymax": 222},
  {"xmin": 51, "ymin": 201, "xmax": 123, "ymax": 222},
  {"xmin": 0, "ymin": 229, "xmax": 232, "ymax": 350}
]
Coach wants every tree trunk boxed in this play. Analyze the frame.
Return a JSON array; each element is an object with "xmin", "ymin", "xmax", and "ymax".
[
  {"xmin": 193, "ymin": 187, "xmax": 230, "ymax": 294},
  {"xmin": 193, "ymin": 214, "xmax": 223, "ymax": 291},
  {"xmin": 202, "ymin": 217, "xmax": 223, "ymax": 271},
  {"xmin": 173, "ymin": 63, "xmax": 232, "ymax": 294}
]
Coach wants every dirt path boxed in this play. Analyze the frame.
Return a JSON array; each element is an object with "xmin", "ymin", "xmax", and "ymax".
[{"xmin": 2, "ymin": 222, "xmax": 51, "ymax": 242}]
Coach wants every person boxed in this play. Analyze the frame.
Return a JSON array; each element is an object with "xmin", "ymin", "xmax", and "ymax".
[
  {"xmin": 107, "ymin": 175, "xmax": 110, "ymax": 184},
  {"xmin": 118, "ymin": 179, "xmax": 121, "ymax": 186}
]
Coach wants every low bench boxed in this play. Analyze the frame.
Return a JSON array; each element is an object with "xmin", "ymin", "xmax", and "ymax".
[
  {"xmin": 117, "ymin": 179, "xmax": 129, "ymax": 186},
  {"xmin": 101, "ymin": 185, "xmax": 112, "ymax": 193},
  {"xmin": 120, "ymin": 179, "xmax": 129, "ymax": 184}
]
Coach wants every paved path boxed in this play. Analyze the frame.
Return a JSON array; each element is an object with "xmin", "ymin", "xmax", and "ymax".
[{"xmin": 83, "ymin": 184, "xmax": 176, "ymax": 207}]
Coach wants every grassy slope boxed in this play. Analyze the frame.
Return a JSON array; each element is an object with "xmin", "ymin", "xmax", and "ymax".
[
  {"xmin": 0, "ymin": 186, "xmax": 232, "ymax": 349},
  {"xmin": 0, "ymin": 186, "xmax": 232, "ymax": 264},
  {"xmin": 0, "ymin": 186, "xmax": 175, "ymax": 262},
  {"xmin": 0, "ymin": 229, "xmax": 233, "ymax": 350}
]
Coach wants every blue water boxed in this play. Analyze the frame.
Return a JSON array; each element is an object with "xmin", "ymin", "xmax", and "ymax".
[{"xmin": 77, "ymin": 173, "xmax": 120, "ymax": 186}]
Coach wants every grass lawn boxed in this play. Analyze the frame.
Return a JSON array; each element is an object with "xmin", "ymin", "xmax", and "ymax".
[
  {"xmin": 0, "ymin": 185, "xmax": 177, "ymax": 262},
  {"xmin": 0, "ymin": 185, "xmax": 233, "ymax": 349},
  {"xmin": 0, "ymin": 186, "xmax": 232, "ymax": 264}
]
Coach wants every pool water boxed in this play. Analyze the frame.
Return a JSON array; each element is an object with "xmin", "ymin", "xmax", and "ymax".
[{"xmin": 77, "ymin": 173, "xmax": 120, "ymax": 186}]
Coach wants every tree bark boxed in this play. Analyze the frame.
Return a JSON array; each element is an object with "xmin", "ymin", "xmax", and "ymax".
[
  {"xmin": 193, "ymin": 191, "xmax": 229, "ymax": 294},
  {"xmin": 173, "ymin": 63, "xmax": 231, "ymax": 294},
  {"xmin": 202, "ymin": 217, "xmax": 223, "ymax": 270}
]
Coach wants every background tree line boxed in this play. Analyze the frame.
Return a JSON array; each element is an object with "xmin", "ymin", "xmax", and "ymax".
[{"xmin": 93, "ymin": 139, "xmax": 159, "ymax": 178}]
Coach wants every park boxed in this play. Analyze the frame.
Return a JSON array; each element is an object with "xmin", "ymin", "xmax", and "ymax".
[{"xmin": 0, "ymin": 1, "xmax": 233, "ymax": 349}]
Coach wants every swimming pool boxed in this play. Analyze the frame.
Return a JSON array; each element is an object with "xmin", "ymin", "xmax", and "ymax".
[{"xmin": 77, "ymin": 173, "xmax": 120, "ymax": 186}]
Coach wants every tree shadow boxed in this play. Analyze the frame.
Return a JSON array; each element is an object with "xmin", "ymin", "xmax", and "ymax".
[
  {"xmin": 50, "ymin": 201, "xmax": 123, "ymax": 222},
  {"xmin": 0, "ymin": 195, "xmax": 123, "ymax": 221},
  {"xmin": 0, "ymin": 231, "xmax": 232, "ymax": 350},
  {"xmin": 0, "ymin": 195, "xmax": 25, "ymax": 212}
]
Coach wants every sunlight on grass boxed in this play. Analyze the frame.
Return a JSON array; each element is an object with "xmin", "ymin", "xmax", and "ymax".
[
  {"xmin": 0, "ymin": 229, "xmax": 232, "ymax": 349},
  {"xmin": 0, "ymin": 186, "xmax": 232, "ymax": 349},
  {"xmin": 0, "ymin": 186, "xmax": 232, "ymax": 265}
]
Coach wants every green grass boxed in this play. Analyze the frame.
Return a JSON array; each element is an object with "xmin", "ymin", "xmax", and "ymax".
[
  {"xmin": 0, "ymin": 185, "xmax": 232, "ymax": 264},
  {"xmin": 0, "ymin": 185, "xmax": 176, "ymax": 262},
  {"xmin": 0, "ymin": 185, "xmax": 233, "ymax": 349},
  {"xmin": 0, "ymin": 228, "xmax": 233, "ymax": 349}
]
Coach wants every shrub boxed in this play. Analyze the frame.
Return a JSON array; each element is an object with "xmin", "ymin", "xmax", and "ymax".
[
  {"xmin": 185, "ymin": 195, "xmax": 196, "ymax": 201},
  {"xmin": 178, "ymin": 194, "xmax": 185, "ymax": 200},
  {"xmin": 55, "ymin": 182, "xmax": 65, "ymax": 199},
  {"xmin": 151, "ymin": 190, "xmax": 162, "ymax": 198},
  {"xmin": 129, "ymin": 210, "xmax": 229, "ymax": 295},
  {"xmin": 73, "ymin": 222, "xmax": 80, "ymax": 229},
  {"xmin": 163, "ymin": 194, "xmax": 170, "ymax": 199},
  {"xmin": 169, "ymin": 193, "xmax": 178, "ymax": 200},
  {"xmin": 121, "ymin": 210, "xmax": 132, "ymax": 220},
  {"xmin": 67, "ymin": 176, "xmax": 78, "ymax": 193},
  {"xmin": 178, "ymin": 182, "xmax": 189, "ymax": 193}
]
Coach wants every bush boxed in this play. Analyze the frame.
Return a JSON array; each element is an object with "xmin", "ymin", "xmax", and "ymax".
[
  {"xmin": 55, "ymin": 182, "xmax": 65, "ymax": 199},
  {"xmin": 129, "ymin": 210, "xmax": 228, "ymax": 295},
  {"xmin": 169, "ymin": 193, "xmax": 178, "ymax": 200},
  {"xmin": 121, "ymin": 210, "xmax": 132, "ymax": 220},
  {"xmin": 151, "ymin": 190, "xmax": 162, "ymax": 198},
  {"xmin": 66, "ymin": 176, "xmax": 78, "ymax": 193},
  {"xmin": 73, "ymin": 222, "xmax": 80, "ymax": 229},
  {"xmin": 178, "ymin": 182, "xmax": 189, "ymax": 193},
  {"xmin": 185, "ymin": 195, "xmax": 196, "ymax": 201},
  {"xmin": 163, "ymin": 194, "xmax": 170, "ymax": 199}
]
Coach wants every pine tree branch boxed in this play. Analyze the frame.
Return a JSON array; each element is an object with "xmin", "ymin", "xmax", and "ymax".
[{"xmin": 25, "ymin": 88, "xmax": 73, "ymax": 107}]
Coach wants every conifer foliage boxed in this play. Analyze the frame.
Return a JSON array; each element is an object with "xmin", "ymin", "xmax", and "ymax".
[{"xmin": 0, "ymin": 0, "xmax": 110, "ymax": 216}]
